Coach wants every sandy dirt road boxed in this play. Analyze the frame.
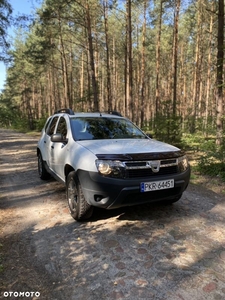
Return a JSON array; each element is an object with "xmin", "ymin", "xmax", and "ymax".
[{"xmin": 1, "ymin": 129, "xmax": 225, "ymax": 300}]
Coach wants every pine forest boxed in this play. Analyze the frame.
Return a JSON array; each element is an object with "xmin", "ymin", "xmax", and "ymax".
[{"xmin": 0, "ymin": 0, "xmax": 224, "ymax": 151}]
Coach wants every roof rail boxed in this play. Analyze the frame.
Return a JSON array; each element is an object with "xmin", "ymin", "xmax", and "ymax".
[
  {"xmin": 54, "ymin": 108, "xmax": 75, "ymax": 115},
  {"xmin": 101, "ymin": 111, "xmax": 123, "ymax": 117}
]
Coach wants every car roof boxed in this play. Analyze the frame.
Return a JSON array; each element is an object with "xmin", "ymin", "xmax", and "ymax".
[
  {"xmin": 69, "ymin": 112, "xmax": 122, "ymax": 118},
  {"xmin": 53, "ymin": 109, "xmax": 123, "ymax": 119}
]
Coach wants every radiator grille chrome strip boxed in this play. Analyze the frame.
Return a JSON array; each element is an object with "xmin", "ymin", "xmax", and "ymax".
[{"xmin": 124, "ymin": 159, "xmax": 178, "ymax": 170}]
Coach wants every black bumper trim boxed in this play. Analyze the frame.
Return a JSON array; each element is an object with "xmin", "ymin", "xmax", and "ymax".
[{"xmin": 77, "ymin": 167, "xmax": 191, "ymax": 210}]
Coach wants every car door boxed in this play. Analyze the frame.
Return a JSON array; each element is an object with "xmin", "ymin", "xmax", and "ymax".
[
  {"xmin": 50, "ymin": 116, "xmax": 69, "ymax": 180},
  {"xmin": 44, "ymin": 116, "xmax": 59, "ymax": 168}
]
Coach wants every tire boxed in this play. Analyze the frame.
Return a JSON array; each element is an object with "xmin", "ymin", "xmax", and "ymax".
[
  {"xmin": 38, "ymin": 152, "xmax": 50, "ymax": 180},
  {"xmin": 66, "ymin": 171, "xmax": 93, "ymax": 221}
]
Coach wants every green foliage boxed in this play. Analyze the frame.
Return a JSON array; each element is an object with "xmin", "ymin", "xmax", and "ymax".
[
  {"xmin": 197, "ymin": 158, "xmax": 225, "ymax": 180},
  {"xmin": 0, "ymin": 94, "xmax": 17, "ymax": 127},
  {"xmin": 180, "ymin": 133, "xmax": 205, "ymax": 150},
  {"xmin": 34, "ymin": 117, "xmax": 47, "ymax": 132},
  {"xmin": 151, "ymin": 114, "xmax": 182, "ymax": 145},
  {"xmin": 183, "ymin": 116, "xmax": 216, "ymax": 136},
  {"xmin": 182, "ymin": 133, "xmax": 225, "ymax": 181},
  {"xmin": 196, "ymin": 140, "xmax": 225, "ymax": 180},
  {"xmin": 0, "ymin": 99, "xmax": 32, "ymax": 131},
  {"xmin": 0, "ymin": 0, "xmax": 12, "ymax": 61}
]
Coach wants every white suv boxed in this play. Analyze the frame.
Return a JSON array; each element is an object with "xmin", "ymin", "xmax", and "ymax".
[{"xmin": 37, "ymin": 109, "xmax": 190, "ymax": 221}]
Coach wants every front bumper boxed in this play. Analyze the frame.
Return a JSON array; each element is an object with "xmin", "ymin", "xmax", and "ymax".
[{"xmin": 77, "ymin": 167, "xmax": 191, "ymax": 209}]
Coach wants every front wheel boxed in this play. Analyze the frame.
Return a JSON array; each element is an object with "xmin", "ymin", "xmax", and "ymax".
[{"xmin": 66, "ymin": 171, "xmax": 93, "ymax": 221}]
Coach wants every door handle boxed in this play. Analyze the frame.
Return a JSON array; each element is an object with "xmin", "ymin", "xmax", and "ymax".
[{"xmin": 51, "ymin": 146, "xmax": 54, "ymax": 149}]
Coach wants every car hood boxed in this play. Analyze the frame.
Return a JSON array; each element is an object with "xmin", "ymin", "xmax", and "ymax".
[{"xmin": 77, "ymin": 139, "xmax": 180, "ymax": 156}]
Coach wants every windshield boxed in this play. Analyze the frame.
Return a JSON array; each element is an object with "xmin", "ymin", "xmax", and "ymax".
[{"xmin": 70, "ymin": 117, "xmax": 147, "ymax": 141}]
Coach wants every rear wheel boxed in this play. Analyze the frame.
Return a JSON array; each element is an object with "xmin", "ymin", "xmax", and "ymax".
[
  {"xmin": 38, "ymin": 152, "xmax": 50, "ymax": 180},
  {"xmin": 66, "ymin": 171, "xmax": 93, "ymax": 221}
]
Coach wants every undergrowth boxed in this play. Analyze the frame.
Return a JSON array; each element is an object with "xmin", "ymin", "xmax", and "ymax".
[{"xmin": 181, "ymin": 133, "xmax": 225, "ymax": 181}]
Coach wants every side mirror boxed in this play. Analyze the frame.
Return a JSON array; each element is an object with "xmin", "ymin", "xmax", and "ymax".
[
  {"xmin": 146, "ymin": 133, "xmax": 153, "ymax": 139},
  {"xmin": 51, "ymin": 133, "xmax": 68, "ymax": 144}
]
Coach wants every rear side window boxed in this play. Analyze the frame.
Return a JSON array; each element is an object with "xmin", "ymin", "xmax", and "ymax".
[
  {"xmin": 47, "ymin": 116, "xmax": 59, "ymax": 136},
  {"xmin": 44, "ymin": 117, "xmax": 52, "ymax": 132}
]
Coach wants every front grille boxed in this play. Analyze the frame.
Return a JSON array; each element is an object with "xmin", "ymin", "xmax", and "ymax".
[
  {"xmin": 126, "ymin": 166, "xmax": 178, "ymax": 178},
  {"xmin": 123, "ymin": 159, "xmax": 179, "ymax": 178}
]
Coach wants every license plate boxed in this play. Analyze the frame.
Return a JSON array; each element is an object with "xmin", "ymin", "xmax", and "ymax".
[{"xmin": 141, "ymin": 179, "xmax": 174, "ymax": 192}]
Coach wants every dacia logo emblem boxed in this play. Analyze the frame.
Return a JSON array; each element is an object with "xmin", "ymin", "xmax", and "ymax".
[{"xmin": 147, "ymin": 160, "xmax": 160, "ymax": 173}]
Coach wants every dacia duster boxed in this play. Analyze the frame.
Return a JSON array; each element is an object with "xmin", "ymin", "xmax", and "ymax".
[{"xmin": 37, "ymin": 109, "xmax": 190, "ymax": 221}]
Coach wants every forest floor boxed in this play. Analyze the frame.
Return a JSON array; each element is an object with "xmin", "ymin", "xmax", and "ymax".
[{"xmin": 1, "ymin": 129, "xmax": 225, "ymax": 300}]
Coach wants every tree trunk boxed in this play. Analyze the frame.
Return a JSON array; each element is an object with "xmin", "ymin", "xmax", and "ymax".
[
  {"xmin": 103, "ymin": 0, "xmax": 112, "ymax": 111},
  {"xmin": 155, "ymin": 0, "xmax": 163, "ymax": 118},
  {"xmin": 126, "ymin": 0, "xmax": 133, "ymax": 120},
  {"xmin": 216, "ymin": 0, "xmax": 224, "ymax": 146},
  {"xmin": 112, "ymin": 36, "xmax": 116, "ymax": 111},
  {"xmin": 190, "ymin": 0, "xmax": 202, "ymax": 133},
  {"xmin": 140, "ymin": 0, "xmax": 147, "ymax": 128},
  {"xmin": 58, "ymin": 12, "xmax": 70, "ymax": 108},
  {"xmin": 205, "ymin": 5, "xmax": 214, "ymax": 136},
  {"xmin": 80, "ymin": 51, "xmax": 84, "ymax": 111},
  {"xmin": 86, "ymin": 0, "xmax": 99, "ymax": 111},
  {"xmin": 172, "ymin": 0, "xmax": 180, "ymax": 116}
]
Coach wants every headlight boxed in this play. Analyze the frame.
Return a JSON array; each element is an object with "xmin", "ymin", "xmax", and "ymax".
[
  {"xmin": 96, "ymin": 160, "xmax": 126, "ymax": 178},
  {"xmin": 178, "ymin": 155, "xmax": 189, "ymax": 172}
]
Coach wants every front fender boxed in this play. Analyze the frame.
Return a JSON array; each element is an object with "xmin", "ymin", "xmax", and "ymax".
[{"xmin": 66, "ymin": 144, "xmax": 97, "ymax": 173}]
